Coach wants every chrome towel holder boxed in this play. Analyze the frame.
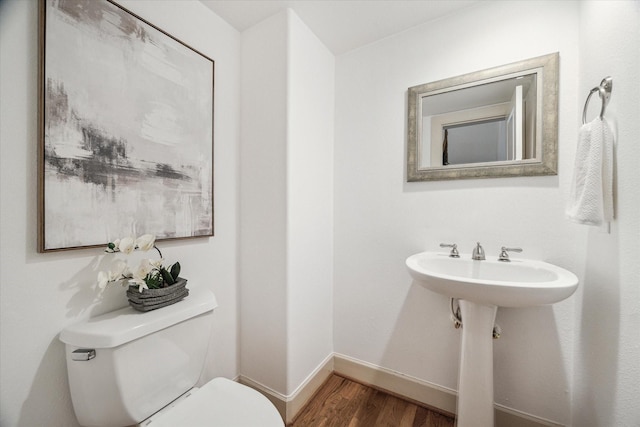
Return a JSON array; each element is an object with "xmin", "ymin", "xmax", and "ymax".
[{"xmin": 582, "ymin": 76, "xmax": 613, "ymax": 124}]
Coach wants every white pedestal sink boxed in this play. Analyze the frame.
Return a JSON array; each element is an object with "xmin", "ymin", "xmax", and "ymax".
[{"xmin": 406, "ymin": 252, "xmax": 578, "ymax": 427}]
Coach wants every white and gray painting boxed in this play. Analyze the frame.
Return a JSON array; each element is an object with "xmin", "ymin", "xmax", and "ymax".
[{"xmin": 43, "ymin": 0, "xmax": 213, "ymax": 250}]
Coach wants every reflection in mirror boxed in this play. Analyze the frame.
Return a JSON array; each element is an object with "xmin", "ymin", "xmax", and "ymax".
[
  {"xmin": 407, "ymin": 53, "xmax": 558, "ymax": 181},
  {"xmin": 424, "ymin": 74, "xmax": 536, "ymax": 167}
]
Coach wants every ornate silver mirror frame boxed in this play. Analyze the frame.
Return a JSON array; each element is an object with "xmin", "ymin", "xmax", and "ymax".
[{"xmin": 407, "ymin": 52, "xmax": 559, "ymax": 181}]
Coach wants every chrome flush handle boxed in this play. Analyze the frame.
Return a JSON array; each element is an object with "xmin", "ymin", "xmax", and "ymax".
[
  {"xmin": 498, "ymin": 247, "xmax": 523, "ymax": 262},
  {"xmin": 439, "ymin": 243, "xmax": 460, "ymax": 258},
  {"xmin": 71, "ymin": 349, "xmax": 96, "ymax": 361}
]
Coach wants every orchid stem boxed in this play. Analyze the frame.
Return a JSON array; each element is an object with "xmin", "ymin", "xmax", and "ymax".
[{"xmin": 154, "ymin": 245, "xmax": 163, "ymax": 259}]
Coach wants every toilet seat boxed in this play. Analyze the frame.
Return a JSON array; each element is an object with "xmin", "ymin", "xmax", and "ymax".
[{"xmin": 145, "ymin": 377, "xmax": 284, "ymax": 427}]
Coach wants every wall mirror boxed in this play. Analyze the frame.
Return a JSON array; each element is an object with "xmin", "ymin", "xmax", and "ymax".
[{"xmin": 407, "ymin": 53, "xmax": 558, "ymax": 181}]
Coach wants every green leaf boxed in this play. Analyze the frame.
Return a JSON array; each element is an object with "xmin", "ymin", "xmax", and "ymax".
[
  {"xmin": 161, "ymin": 268, "xmax": 175, "ymax": 286},
  {"xmin": 170, "ymin": 262, "xmax": 181, "ymax": 281},
  {"xmin": 145, "ymin": 272, "xmax": 163, "ymax": 289}
]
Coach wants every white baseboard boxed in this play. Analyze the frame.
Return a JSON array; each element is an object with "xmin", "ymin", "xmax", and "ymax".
[
  {"xmin": 333, "ymin": 353, "xmax": 457, "ymax": 415},
  {"xmin": 494, "ymin": 404, "xmax": 565, "ymax": 427},
  {"xmin": 240, "ymin": 353, "xmax": 565, "ymax": 427}
]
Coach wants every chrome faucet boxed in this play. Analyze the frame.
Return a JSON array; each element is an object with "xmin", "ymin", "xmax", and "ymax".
[{"xmin": 472, "ymin": 242, "xmax": 485, "ymax": 260}]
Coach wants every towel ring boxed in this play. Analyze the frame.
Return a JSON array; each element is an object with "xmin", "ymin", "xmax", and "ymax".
[{"xmin": 582, "ymin": 76, "xmax": 613, "ymax": 124}]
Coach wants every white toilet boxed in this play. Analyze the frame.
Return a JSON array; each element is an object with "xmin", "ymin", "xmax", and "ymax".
[{"xmin": 60, "ymin": 285, "xmax": 284, "ymax": 427}]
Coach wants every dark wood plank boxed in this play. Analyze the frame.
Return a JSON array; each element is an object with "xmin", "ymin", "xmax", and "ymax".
[
  {"xmin": 412, "ymin": 406, "xmax": 429, "ymax": 427},
  {"xmin": 374, "ymin": 394, "xmax": 410, "ymax": 426},
  {"xmin": 426, "ymin": 410, "xmax": 456, "ymax": 427},
  {"xmin": 293, "ymin": 375, "xmax": 346, "ymax": 426},
  {"xmin": 327, "ymin": 380, "xmax": 368, "ymax": 427},
  {"xmin": 350, "ymin": 388, "xmax": 387, "ymax": 426},
  {"xmin": 399, "ymin": 402, "xmax": 418, "ymax": 427},
  {"xmin": 289, "ymin": 374, "xmax": 454, "ymax": 427}
]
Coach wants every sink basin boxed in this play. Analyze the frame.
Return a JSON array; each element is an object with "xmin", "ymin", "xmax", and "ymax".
[{"xmin": 406, "ymin": 252, "xmax": 579, "ymax": 307}]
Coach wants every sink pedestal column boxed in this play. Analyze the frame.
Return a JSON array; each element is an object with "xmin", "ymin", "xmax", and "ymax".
[{"xmin": 456, "ymin": 300, "xmax": 498, "ymax": 427}]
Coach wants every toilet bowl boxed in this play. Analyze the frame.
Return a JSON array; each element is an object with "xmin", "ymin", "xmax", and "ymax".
[{"xmin": 60, "ymin": 285, "xmax": 283, "ymax": 427}]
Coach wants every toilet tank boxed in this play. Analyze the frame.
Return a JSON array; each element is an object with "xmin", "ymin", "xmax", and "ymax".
[{"xmin": 60, "ymin": 285, "xmax": 217, "ymax": 427}]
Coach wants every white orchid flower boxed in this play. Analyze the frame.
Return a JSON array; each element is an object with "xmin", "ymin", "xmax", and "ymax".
[
  {"xmin": 98, "ymin": 232, "xmax": 177, "ymax": 295},
  {"xmin": 136, "ymin": 234, "xmax": 156, "ymax": 252},
  {"xmin": 129, "ymin": 277, "xmax": 149, "ymax": 293},
  {"xmin": 110, "ymin": 259, "xmax": 128, "ymax": 278},
  {"xmin": 118, "ymin": 237, "xmax": 135, "ymax": 254},
  {"xmin": 132, "ymin": 259, "xmax": 154, "ymax": 283},
  {"xmin": 122, "ymin": 263, "xmax": 133, "ymax": 279},
  {"xmin": 97, "ymin": 260, "xmax": 129, "ymax": 289},
  {"xmin": 149, "ymin": 258, "xmax": 164, "ymax": 269}
]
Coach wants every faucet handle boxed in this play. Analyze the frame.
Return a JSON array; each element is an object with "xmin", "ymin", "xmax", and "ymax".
[
  {"xmin": 498, "ymin": 246, "xmax": 523, "ymax": 262},
  {"xmin": 439, "ymin": 243, "xmax": 460, "ymax": 258}
]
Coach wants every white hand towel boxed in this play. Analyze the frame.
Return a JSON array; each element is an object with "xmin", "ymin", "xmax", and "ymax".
[{"xmin": 566, "ymin": 117, "xmax": 614, "ymax": 226}]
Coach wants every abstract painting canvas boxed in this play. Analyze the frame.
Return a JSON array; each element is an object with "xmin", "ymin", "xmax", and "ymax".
[{"xmin": 39, "ymin": 0, "xmax": 214, "ymax": 251}]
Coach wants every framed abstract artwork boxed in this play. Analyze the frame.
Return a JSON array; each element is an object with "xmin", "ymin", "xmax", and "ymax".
[{"xmin": 38, "ymin": 0, "xmax": 214, "ymax": 252}]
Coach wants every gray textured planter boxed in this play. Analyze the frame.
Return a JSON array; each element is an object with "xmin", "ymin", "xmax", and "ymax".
[{"xmin": 127, "ymin": 278, "xmax": 188, "ymax": 312}]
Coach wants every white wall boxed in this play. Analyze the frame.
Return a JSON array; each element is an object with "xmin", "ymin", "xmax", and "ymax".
[
  {"xmin": 239, "ymin": 9, "xmax": 334, "ymax": 398},
  {"xmin": 0, "ymin": 1, "xmax": 240, "ymax": 426},
  {"xmin": 573, "ymin": 2, "xmax": 640, "ymax": 426},
  {"xmin": 239, "ymin": 10, "xmax": 289, "ymax": 394},
  {"xmin": 333, "ymin": 1, "xmax": 585, "ymax": 424},
  {"xmin": 286, "ymin": 11, "xmax": 335, "ymax": 394}
]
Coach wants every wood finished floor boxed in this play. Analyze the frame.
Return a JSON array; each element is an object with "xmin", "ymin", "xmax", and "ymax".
[{"xmin": 289, "ymin": 374, "xmax": 455, "ymax": 427}]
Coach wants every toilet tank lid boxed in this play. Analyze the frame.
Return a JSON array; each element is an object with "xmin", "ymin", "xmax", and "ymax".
[{"xmin": 59, "ymin": 285, "xmax": 217, "ymax": 348}]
